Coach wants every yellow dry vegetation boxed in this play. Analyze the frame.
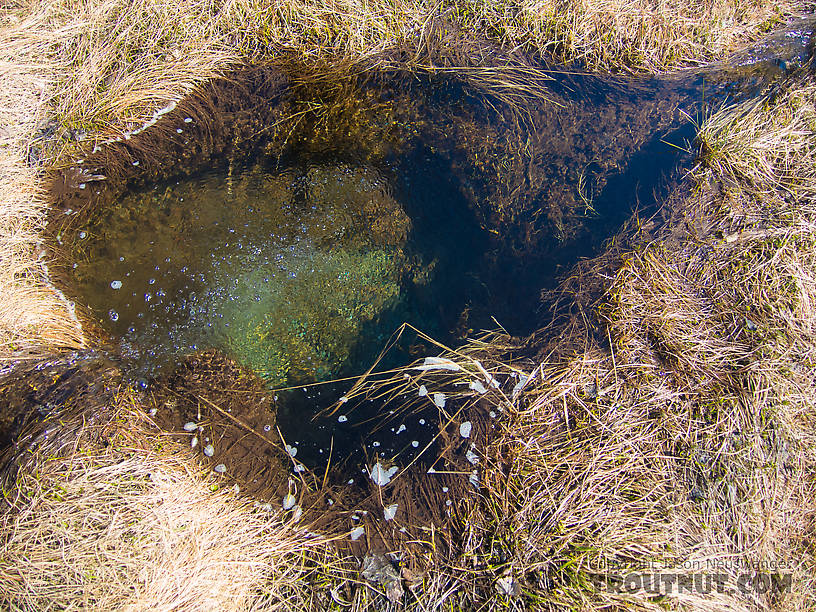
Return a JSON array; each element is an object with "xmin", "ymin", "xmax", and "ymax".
[{"xmin": 1, "ymin": 0, "xmax": 814, "ymax": 610}]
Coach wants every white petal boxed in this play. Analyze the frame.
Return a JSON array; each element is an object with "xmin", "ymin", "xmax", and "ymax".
[
  {"xmin": 384, "ymin": 504, "xmax": 398, "ymax": 521},
  {"xmin": 415, "ymin": 357, "xmax": 461, "ymax": 371},
  {"xmin": 433, "ymin": 393, "xmax": 446, "ymax": 408},
  {"xmin": 459, "ymin": 421, "xmax": 472, "ymax": 438},
  {"xmin": 469, "ymin": 381, "xmax": 488, "ymax": 394}
]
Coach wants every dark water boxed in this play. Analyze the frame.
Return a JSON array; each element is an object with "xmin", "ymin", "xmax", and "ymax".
[{"xmin": 56, "ymin": 26, "xmax": 815, "ymax": 468}]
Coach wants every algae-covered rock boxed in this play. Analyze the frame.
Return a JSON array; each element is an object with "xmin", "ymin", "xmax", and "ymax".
[{"xmin": 65, "ymin": 163, "xmax": 412, "ymax": 385}]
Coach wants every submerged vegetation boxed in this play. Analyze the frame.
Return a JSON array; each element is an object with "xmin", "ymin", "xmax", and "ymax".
[{"xmin": 1, "ymin": 0, "xmax": 816, "ymax": 610}]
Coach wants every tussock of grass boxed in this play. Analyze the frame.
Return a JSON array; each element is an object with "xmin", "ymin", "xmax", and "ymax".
[
  {"xmin": 457, "ymin": 0, "xmax": 790, "ymax": 73},
  {"xmin": 0, "ymin": 59, "xmax": 84, "ymax": 354},
  {"xmin": 479, "ymin": 72, "xmax": 816, "ymax": 608}
]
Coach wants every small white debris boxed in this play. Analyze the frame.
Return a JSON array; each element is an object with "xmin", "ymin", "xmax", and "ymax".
[
  {"xmin": 214, "ymin": 464, "xmax": 226, "ymax": 473},
  {"xmin": 183, "ymin": 422, "xmax": 198, "ymax": 432},
  {"xmin": 290, "ymin": 505, "xmax": 303, "ymax": 522},
  {"xmin": 469, "ymin": 470, "xmax": 479, "ymax": 488},
  {"xmin": 512, "ymin": 374, "xmax": 530, "ymax": 399},
  {"xmin": 442, "ymin": 486, "xmax": 449, "ymax": 493},
  {"xmin": 383, "ymin": 503, "xmax": 398, "ymax": 521},
  {"xmin": 433, "ymin": 393, "xmax": 446, "ymax": 408},
  {"xmin": 489, "ymin": 411, "xmax": 497, "ymax": 418},
  {"xmin": 79, "ymin": 231, "xmax": 87, "ymax": 239},
  {"xmin": 338, "ymin": 415, "xmax": 348, "ymax": 423},
  {"xmin": 411, "ymin": 441, "xmax": 420, "ymax": 448},
  {"xmin": 350, "ymin": 526, "xmax": 365, "ymax": 541},
  {"xmin": 327, "ymin": 498, "xmax": 334, "ymax": 506},
  {"xmin": 176, "ymin": 128, "xmax": 183, "ymax": 133},
  {"xmin": 372, "ymin": 441, "xmax": 380, "ymax": 447},
  {"xmin": 419, "ymin": 418, "xmax": 426, "ymax": 425},
  {"xmin": 78, "ymin": 183, "xmax": 86, "ymax": 190},
  {"xmin": 370, "ymin": 462, "xmax": 398, "ymax": 486},
  {"xmin": 293, "ymin": 463, "xmax": 306, "ymax": 473},
  {"xmin": 191, "ymin": 436, "xmax": 198, "ymax": 449},
  {"xmin": 285, "ymin": 444, "xmax": 298, "ymax": 458},
  {"xmin": 469, "ymin": 380, "xmax": 488, "ymax": 394},
  {"xmin": 148, "ymin": 407, "xmax": 157, "ymax": 416},
  {"xmin": 184, "ymin": 117, "xmax": 193, "ymax": 123},
  {"xmin": 203, "ymin": 444, "xmax": 214, "ymax": 457},
  {"xmin": 348, "ymin": 479, "xmax": 354, "ymax": 485},
  {"xmin": 156, "ymin": 100, "xmax": 176, "ymax": 116},
  {"xmin": 396, "ymin": 424, "xmax": 406, "ymax": 434},
  {"xmin": 132, "ymin": 160, "xmax": 139, "ymax": 166},
  {"xmin": 496, "ymin": 575, "xmax": 519, "ymax": 597},
  {"xmin": 418, "ymin": 385, "xmax": 428, "ymax": 397},
  {"xmin": 466, "ymin": 449, "xmax": 479, "ymax": 464},
  {"xmin": 459, "ymin": 421, "xmax": 472, "ymax": 438},
  {"xmin": 339, "ymin": 396, "xmax": 349, "ymax": 404},
  {"xmin": 263, "ymin": 424, "xmax": 271, "ymax": 432},
  {"xmin": 110, "ymin": 280, "xmax": 122, "ymax": 290},
  {"xmin": 232, "ymin": 484, "xmax": 240, "ymax": 495},
  {"xmin": 415, "ymin": 356, "xmax": 461, "ymax": 372},
  {"xmin": 283, "ymin": 492, "xmax": 297, "ymax": 510}
]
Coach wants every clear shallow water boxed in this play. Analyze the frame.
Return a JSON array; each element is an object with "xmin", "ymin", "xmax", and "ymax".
[
  {"xmin": 67, "ymin": 164, "xmax": 413, "ymax": 386},
  {"xmin": 55, "ymin": 33, "xmax": 815, "ymax": 466}
]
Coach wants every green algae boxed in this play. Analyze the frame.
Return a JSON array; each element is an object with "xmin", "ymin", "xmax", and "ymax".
[{"xmin": 64, "ymin": 162, "xmax": 412, "ymax": 385}]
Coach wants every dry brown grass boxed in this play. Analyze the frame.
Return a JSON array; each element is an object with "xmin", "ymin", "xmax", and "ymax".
[
  {"xmin": 457, "ymin": 0, "xmax": 793, "ymax": 73},
  {"xmin": 0, "ymin": 396, "xmax": 334, "ymax": 611},
  {"xmin": 475, "ymin": 71, "xmax": 816, "ymax": 608},
  {"xmin": 0, "ymin": 59, "xmax": 85, "ymax": 355}
]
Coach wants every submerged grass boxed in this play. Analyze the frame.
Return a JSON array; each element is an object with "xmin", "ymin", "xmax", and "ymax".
[{"xmin": 2, "ymin": 0, "xmax": 816, "ymax": 609}]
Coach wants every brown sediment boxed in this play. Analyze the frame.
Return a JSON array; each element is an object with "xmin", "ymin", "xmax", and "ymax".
[{"xmin": 148, "ymin": 350, "xmax": 292, "ymax": 499}]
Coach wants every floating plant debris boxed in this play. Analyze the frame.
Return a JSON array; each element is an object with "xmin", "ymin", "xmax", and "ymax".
[{"xmin": 370, "ymin": 462, "xmax": 398, "ymax": 486}]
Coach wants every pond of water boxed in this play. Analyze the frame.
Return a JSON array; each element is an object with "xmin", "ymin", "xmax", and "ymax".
[{"xmin": 53, "ymin": 27, "xmax": 814, "ymax": 468}]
